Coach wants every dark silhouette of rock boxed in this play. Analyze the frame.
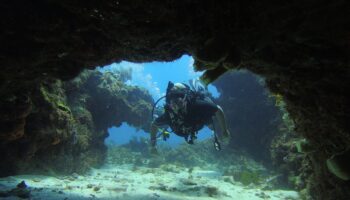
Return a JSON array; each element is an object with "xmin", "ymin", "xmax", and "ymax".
[
  {"xmin": 0, "ymin": 70, "xmax": 153, "ymax": 177},
  {"xmin": 0, "ymin": 1, "xmax": 349, "ymax": 199}
]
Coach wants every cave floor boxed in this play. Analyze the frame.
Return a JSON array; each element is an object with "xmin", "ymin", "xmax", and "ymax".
[{"xmin": 0, "ymin": 164, "xmax": 299, "ymax": 200}]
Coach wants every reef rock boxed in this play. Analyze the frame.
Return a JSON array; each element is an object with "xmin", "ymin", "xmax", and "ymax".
[
  {"xmin": 0, "ymin": 1, "xmax": 349, "ymax": 199},
  {"xmin": 0, "ymin": 70, "xmax": 153, "ymax": 176}
]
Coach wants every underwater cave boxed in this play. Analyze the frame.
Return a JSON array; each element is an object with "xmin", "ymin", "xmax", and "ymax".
[{"xmin": 0, "ymin": 1, "xmax": 349, "ymax": 200}]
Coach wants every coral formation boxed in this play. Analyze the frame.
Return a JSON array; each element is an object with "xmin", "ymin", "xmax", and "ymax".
[
  {"xmin": 0, "ymin": 95, "xmax": 32, "ymax": 143},
  {"xmin": 268, "ymin": 95, "xmax": 318, "ymax": 200},
  {"xmin": 0, "ymin": 1, "xmax": 349, "ymax": 199},
  {"xmin": 0, "ymin": 70, "xmax": 153, "ymax": 176},
  {"xmin": 234, "ymin": 171, "xmax": 261, "ymax": 186},
  {"xmin": 270, "ymin": 131, "xmax": 312, "ymax": 191}
]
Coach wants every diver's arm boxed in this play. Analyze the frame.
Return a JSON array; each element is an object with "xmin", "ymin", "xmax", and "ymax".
[{"xmin": 215, "ymin": 105, "xmax": 230, "ymax": 138}]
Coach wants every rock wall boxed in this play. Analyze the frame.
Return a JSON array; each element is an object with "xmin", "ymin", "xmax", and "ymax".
[
  {"xmin": 0, "ymin": 70, "xmax": 153, "ymax": 177},
  {"xmin": 1, "ymin": 1, "xmax": 349, "ymax": 199},
  {"xmin": 270, "ymin": 130, "xmax": 313, "ymax": 198},
  {"xmin": 215, "ymin": 70, "xmax": 350, "ymax": 199}
]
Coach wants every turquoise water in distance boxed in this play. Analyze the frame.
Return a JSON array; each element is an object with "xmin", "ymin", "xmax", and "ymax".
[
  {"xmin": 101, "ymin": 55, "xmax": 219, "ymax": 147},
  {"xmin": 105, "ymin": 123, "xmax": 215, "ymax": 147}
]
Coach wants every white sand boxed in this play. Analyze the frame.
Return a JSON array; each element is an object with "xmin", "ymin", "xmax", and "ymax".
[{"xmin": 0, "ymin": 164, "xmax": 300, "ymax": 200}]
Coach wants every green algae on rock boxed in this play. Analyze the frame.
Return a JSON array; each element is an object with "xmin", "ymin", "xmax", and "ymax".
[
  {"xmin": 0, "ymin": 70, "xmax": 153, "ymax": 177},
  {"xmin": 0, "ymin": 1, "xmax": 349, "ymax": 199}
]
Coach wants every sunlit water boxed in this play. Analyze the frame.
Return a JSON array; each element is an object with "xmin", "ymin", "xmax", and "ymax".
[{"xmin": 103, "ymin": 55, "xmax": 219, "ymax": 147}]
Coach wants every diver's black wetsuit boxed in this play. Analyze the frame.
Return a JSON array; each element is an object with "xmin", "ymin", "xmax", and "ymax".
[{"xmin": 154, "ymin": 97, "xmax": 218, "ymax": 137}]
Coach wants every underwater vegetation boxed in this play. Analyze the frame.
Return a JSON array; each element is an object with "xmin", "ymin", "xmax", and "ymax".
[
  {"xmin": 233, "ymin": 171, "xmax": 261, "ymax": 186},
  {"xmin": 270, "ymin": 130, "xmax": 313, "ymax": 198},
  {"xmin": 268, "ymin": 87, "xmax": 318, "ymax": 200},
  {"xmin": 1, "ymin": 0, "xmax": 349, "ymax": 199},
  {"xmin": 0, "ymin": 70, "xmax": 153, "ymax": 177}
]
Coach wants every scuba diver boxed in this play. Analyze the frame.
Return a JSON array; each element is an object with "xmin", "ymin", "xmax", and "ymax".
[{"xmin": 150, "ymin": 79, "xmax": 230, "ymax": 154}]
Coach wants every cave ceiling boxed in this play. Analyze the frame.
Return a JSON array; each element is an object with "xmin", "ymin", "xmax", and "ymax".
[
  {"xmin": 1, "ymin": 1, "xmax": 350, "ymax": 198},
  {"xmin": 1, "ymin": 0, "xmax": 348, "ymax": 86}
]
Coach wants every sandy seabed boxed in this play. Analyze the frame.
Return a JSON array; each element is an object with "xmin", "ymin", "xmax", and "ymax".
[{"xmin": 0, "ymin": 164, "xmax": 299, "ymax": 200}]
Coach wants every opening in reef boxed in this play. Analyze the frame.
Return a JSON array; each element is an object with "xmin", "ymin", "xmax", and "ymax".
[
  {"xmin": 1, "ymin": 1, "xmax": 349, "ymax": 199},
  {"xmin": 1, "ymin": 53, "xmax": 305, "ymax": 199},
  {"xmin": 101, "ymin": 55, "xmax": 219, "ymax": 148}
]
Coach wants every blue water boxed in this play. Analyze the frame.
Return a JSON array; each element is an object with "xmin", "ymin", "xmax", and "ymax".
[
  {"xmin": 101, "ymin": 55, "xmax": 219, "ymax": 147},
  {"xmin": 105, "ymin": 123, "xmax": 214, "ymax": 147}
]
